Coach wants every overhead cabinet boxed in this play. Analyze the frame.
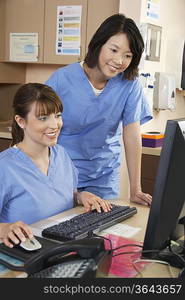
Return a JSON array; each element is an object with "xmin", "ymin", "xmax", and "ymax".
[
  {"xmin": 3, "ymin": 0, "xmax": 120, "ymax": 64},
  {"xmin": 3, "ymin": 0, "xmax": 45, "ymax": 64}
]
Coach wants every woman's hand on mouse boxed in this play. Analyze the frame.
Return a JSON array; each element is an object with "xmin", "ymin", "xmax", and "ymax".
[
  {"xmin": 77, "ymin": 191, "xmax": 112, "ymax": 212},
  {"xmin": 0, "ymin": 221, "xmax": 33, "ymax": 248}
]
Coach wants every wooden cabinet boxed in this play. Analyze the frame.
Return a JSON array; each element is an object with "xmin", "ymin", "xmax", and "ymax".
[
  {"xmin": 2, "ymin": 0, "xmax": 119, "ymax": 64},
  {"xmin": 44, "ymin": 0, "xmax": 120, "ymax": 64},
  {"xmin": 85, "ymin": 0, "xmax": 120, "ymax": 53},
  {"xmin": 141, "ymin": 153, "xmax": 160, "ymax": 195},
  {"xmin": 44, "ymin": 0, "xmax": 88, "ymax": 64},
  {"xmin": 3, "ymin": 0, "xmax": 45, "ymax": 63},
  {"xmin": 0, "ymin": 63, "xmax": 26, "ymax": 83},
  {"xmin": 0, "ymin": 0, "xmax": 5, "ymax": 61},
  {"xmin": 0, "ymin": 0, "xmax": 26, "ymax": 83},
  {"xmin": 0, "ymin": 138, "xmax": 12, "ymax": 152}
]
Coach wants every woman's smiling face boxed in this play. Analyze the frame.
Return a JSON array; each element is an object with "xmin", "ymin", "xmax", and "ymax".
[
  {"xmin": 16, "ymin": 101, "xmax": 63, "ymax": 148},
  {"xmin": 97, "ymin": 32, "xmax": 133, "ymax": 80}
]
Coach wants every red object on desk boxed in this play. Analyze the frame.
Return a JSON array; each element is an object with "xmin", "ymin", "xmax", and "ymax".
[{"xmin": 104, "ymin": 234, "xmax": 149, "ymax": 278}]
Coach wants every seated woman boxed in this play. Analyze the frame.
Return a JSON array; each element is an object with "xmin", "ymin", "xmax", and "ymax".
[{"xmin": 0, "ymin": 83, "xmax": 111, "ymax": 248}]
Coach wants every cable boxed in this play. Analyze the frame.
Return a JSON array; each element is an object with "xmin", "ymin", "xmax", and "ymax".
[
  {"xmin": 168, "ymin": 240, "xmax": 185, "ymax": 267},
  {"xmin": 112, "ymin": 243, "xmax": 143, "ymax": 251},
  {"xmin": 112, "ymin": 249, "xmax": 160, "ymax": 257},
  {"xmin": 132, "ymin": 258, "xmax": 175, "ymax": 278}
]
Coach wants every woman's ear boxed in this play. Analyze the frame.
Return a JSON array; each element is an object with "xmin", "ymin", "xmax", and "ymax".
[{"xmin": 15, "ymin": 115, "xmax": 25, "ymax": 130}]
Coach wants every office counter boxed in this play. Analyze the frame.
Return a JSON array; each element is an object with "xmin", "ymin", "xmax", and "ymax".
[{"xmin": 0, "ymin": 199, "xmax": 181, "ymax": 278}]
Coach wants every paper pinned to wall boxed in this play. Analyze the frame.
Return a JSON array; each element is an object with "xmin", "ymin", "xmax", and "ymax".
[
  {"xmin": 56, "ymin": 5, "xmax": 82, "ymax": 56},
  {"xmin": 10, "ymin": 33, "xmax": 38, "ymax": 62},
  {"xmin": 146, "ymin": 0, "xmax": 160, "ymax": 20}
]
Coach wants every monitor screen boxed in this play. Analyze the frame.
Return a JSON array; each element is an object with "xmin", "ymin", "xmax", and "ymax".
[{"xmin": 142, "ymin": 118, "xmax": 185, "ymax": 265}]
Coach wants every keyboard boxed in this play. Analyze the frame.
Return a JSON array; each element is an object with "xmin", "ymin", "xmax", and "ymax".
[
  {"xmin": 42, "ymin": 204, "xmax": 137, "ymax": 242},
  {"xmin": 28, "ymin": 258, "xmax": 96, "ymax": 278}
]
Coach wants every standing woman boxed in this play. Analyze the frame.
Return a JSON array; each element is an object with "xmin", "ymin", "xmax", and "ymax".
[{"xmin": 46, "ymin": 14, "xmax": 153, "ymax": 206}]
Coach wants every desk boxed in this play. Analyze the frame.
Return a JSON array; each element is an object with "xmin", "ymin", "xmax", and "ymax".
[
  {"xmin": 0, "ymin": 199, "xmax": 180, "ymax": 278},
  {"xmin": 141, "ymin": 147, "xmax": 161, "ymax": 195}
]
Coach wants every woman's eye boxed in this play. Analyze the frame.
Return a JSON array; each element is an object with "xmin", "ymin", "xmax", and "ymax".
[
  {"xmin": 110, "ymin": 48, "xmax": 117, "ymax": 53},
  {"xmin": 38, "ymin": 116, "xmax": 47, "ymax": 121},
  {"xmin": 56, "ymin": 113, "xmax": 62, "ymax": 118},
  {"xmin": 126, "ymin": 54, "xmax": 133, "ymax": 59}
]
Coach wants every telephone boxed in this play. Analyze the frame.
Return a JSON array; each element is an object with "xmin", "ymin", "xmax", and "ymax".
[{"xmin": 0, "ymin": 236, "xmax": 112, "ymax": 278}]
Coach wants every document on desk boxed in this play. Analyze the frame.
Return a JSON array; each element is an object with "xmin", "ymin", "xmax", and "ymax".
[{"xmin": 102, "ymin": 223, "xmax": 141, "ymax": 238}]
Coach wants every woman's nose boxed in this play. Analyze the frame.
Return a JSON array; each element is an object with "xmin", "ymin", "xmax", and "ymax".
[{"xmin": 113, "ymin": 54, "xmax": 124, "ymax": 65}]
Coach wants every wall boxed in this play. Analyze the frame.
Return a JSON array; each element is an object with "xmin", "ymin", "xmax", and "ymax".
[
  {"xmin": 119, "ymin": 0, "xmax": 185, "ymax": 201},
  {"xmin": 0, "ymin": 84, "xmax": 21, "ymax": 121},
  {"xmin": 25, "ymin": 64, "xmax": 61, "ymax": 83}
]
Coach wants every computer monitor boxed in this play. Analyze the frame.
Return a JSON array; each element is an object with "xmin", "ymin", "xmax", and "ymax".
[{"xmin": 142, "ymin": 118, "xmax": 185, "ymax": 267}]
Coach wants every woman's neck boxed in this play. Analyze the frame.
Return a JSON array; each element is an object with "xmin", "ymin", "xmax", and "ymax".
[
  {"xmin": 17, "ymin": 141, "xmax": 50, "ymax": 175},
  {"xmin": 17, "ymin": 141, "xmax": 49, "ymax": 160},
  {"xmin": 83, "ymin": 62, "xmax": 107, "ymax": 90}
]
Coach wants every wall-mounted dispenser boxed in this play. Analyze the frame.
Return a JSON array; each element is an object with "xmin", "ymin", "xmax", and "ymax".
[
  {"xmin": 140, "ymin": 23, "xmax": 162, "ymax": 62},
  {"xmin": 153, "ymin": 72, "xmax": 176, "ymax": 111}
]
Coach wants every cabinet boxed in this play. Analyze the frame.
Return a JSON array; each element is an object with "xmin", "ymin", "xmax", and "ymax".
[
  {"xmin": 3, "ymin": 0, "xmax": 120, "ymax": 64},
  {"xmin": 4, "ymin": 0, "xmax": 45, "ymax": 63},
  {"xmin": 0, "ymin": 0, "xmax": 5, "ymax": 61},
  {"xmin": 0, "ymin": 63, "xmax": 26, "ymax": 83},
  {"xmin": 141, "ymin": 151, "xmax": 160, "ymax": 195},
  {"xmin": 0, "ymin": 0, "xmax": 26, "ymax": 83},
  {"xmin": 0, "ymin": 138, "xmax": 12, "ymax": 152}
]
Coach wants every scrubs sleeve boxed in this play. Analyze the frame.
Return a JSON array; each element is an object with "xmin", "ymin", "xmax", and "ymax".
[{"xmin": 122, "ymin": 79, "xmax": 153, "ymax": 127}]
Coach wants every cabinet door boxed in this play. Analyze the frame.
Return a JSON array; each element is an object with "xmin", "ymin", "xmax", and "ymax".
[
  {"xmin": 0, "ymin": 63, "xmax": 25, "ymax": 83},
  {"xmin": 4, "ymin": 0, "xmax": 45, "ymax": 63},
  {"xmin": 44, "ymin": 0, "xmax": 88, "ymax": 64},
  {"xmin": 0, "ymin": 138, "xmax": 12, "ymax": 152},
  {"xmin": 141, "ymin": 154, "xmax": 160, "ymax": 195},
  {"xmin": 86, "ymin": 0, "xmax": 120, "ymax": 53},
  {"xmin": 0, "ymin": 0, "xmax": 5, "ymax": 61}
]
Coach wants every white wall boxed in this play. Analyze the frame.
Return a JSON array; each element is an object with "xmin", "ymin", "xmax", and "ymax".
[{"xmin": 119, "ymin": 0, "xmax": 185, "ymax": 200}]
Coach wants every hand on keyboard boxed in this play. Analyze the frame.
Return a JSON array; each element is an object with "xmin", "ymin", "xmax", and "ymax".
[
  {"xmin": 77, "ymin": 191, "xmax": 112, "ymax": 213},
  {"xmin": 42, "ymin": 204, "xmax": 137, "ymax": 241}
]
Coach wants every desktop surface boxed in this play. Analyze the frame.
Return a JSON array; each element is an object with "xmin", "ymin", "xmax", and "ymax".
[{"xmin": 0, "ymin": 199, "xmax": 181, "ymax": 278}]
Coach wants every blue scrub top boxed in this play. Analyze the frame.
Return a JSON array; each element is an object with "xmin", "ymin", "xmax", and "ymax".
[
  {"xmin": 0, "ymin": 145, "xmax": 78, "ymax": 224},
  {"xmin": 46, "ymin": 62, "xmax": 152, "ymax": 199}
]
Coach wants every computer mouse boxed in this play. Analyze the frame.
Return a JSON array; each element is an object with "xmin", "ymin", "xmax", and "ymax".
[{"xmin": 19, "ymin": 236, "xmax": 42, "ymax": 251}]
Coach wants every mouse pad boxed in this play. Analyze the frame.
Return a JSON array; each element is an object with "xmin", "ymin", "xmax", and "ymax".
[{"xmin": 0, "ymin": 236, "xmax": 62, "ymax": 272}]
